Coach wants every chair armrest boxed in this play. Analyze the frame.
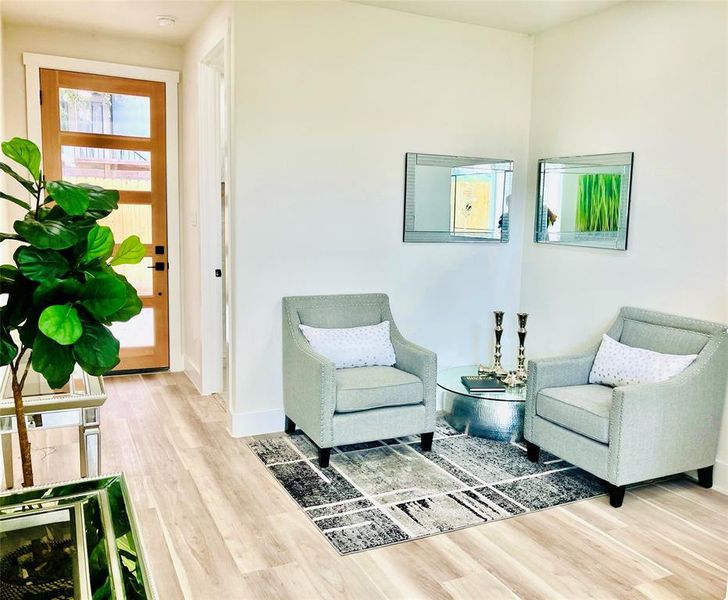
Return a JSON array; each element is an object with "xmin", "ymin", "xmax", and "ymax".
[
  {"xmin": 391, "ymin": 336, "xmax": 437, "ymax": 410},
  {"xmin": 282, "ymin": 315, "xmax": 337, "ymax": 447},
  {"xmin": 527, "ymin": 351, "xmax": 596, "ymax": 394},
  {"xmin": 525, "ymin": 351, "xmax": 596, "ymax": 439},
  {"xmin": 609, "ymin": 335, "xmax": 728, "ymax": 484}
]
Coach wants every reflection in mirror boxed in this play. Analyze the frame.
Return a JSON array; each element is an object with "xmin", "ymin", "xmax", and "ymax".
[
  {"xmin": 404, "ymin": 153, "xmax": 513, "ymax": 243},
  {"xmin": 535, "ymin": 152, "xmax": 634, "ymax": 250}
]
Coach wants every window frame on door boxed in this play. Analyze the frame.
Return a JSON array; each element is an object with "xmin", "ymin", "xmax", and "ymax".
[{"xmin": 23, "ymin": 52, "xmax": 183, "ymax": 373}]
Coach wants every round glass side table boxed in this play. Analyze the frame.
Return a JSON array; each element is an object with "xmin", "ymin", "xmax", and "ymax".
[{"xmin": 438, "ymin": 365, "xmax": 526, "ymax": 442}]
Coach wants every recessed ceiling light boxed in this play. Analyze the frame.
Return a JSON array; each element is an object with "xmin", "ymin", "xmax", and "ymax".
[{"xmin": 156, "ymin": 15, "xmax": 176, "ymax": 28}]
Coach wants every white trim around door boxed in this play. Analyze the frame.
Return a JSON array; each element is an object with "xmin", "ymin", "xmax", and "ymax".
[
  {"xmin": 22, "ymin": 52, "xmax": 183, "ymax": 373},
  {"xmin": 198, "ymin": 47, "xmax": 225, "ymax": 396},
  {"xmin": 194, "ymin": 18, "xmax": 235, "ymax": 419}
]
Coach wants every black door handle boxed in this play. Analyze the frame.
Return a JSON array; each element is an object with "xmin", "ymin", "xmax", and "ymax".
[{"xmin": 147, "ymin": 262, "xmax": 165, "ymax": 271}]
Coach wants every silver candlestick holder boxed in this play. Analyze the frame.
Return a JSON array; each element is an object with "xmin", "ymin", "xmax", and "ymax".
[
  {"xmin": 481, "ymin": 311, "xmax": 507, "ymax": 377},
  {"xmin": 501, "ymin": 371, "xmax": 522, "ymax": 387},
  {"xmin": 514, "ymin": 312, "xmax": 528, "ymax": 382}
]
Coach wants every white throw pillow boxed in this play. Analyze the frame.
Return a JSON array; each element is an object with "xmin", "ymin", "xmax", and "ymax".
[
  {"xmin": 299, "ymin": 321, "xmax": 397, "ymax": 369},
  {"xmin": 589, "ymin": 334, "xmax": 697, "ymax": 387}
]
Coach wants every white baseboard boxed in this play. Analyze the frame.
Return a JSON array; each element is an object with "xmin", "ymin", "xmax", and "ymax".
[
  {"xmin": 714, "ymin": 458, "xmax": 728, "ymax": 494},
  {"xmin": 229, "ymin": 408, "xmax": 285, "ymax": 438},
  {"xmin": 184, "ymin": 357, "xmax": 202, "ymax": 393}
]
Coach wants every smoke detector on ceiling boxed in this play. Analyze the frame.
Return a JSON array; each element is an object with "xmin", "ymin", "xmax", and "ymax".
[{"xmin": 156, "ymin": 15, "xmax": 176, "ymax": 28}]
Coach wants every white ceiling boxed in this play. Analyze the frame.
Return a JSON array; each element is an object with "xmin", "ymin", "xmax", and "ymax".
[
  {"xmin": 1, "ymin": 0, "xmax": 625, "ymax": 43},
  {"xmin": 1, "ymin": 0, "xmax": 220, "ymax": 44},
  {"xmin": 352, "ymin": 0, "xmax": 624, "ymax": 34}
]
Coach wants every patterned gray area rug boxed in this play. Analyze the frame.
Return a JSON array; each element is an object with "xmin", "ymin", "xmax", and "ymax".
[{"xmin": 248, "ymin": 419, "xmax": 608, "ymax": 554}]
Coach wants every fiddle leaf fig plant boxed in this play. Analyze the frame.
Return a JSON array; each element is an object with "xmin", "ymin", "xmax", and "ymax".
[{"xmin": 0, "ymin": 137, "xmax": 145, "ymax": 487}]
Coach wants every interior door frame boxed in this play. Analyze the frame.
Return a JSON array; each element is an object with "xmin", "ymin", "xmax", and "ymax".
[
  {"xmin": 23, "ymin": 52, "xmax": 183, "ymax": 373},
  {"xmin": 198, "ymin": 28, "xmax": 233, "ymax": 407}
]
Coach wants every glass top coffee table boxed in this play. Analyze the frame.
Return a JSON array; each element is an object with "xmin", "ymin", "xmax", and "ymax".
[{"xmin": 438, "ymin": 365, "xmax": 527, "ymax": 441}]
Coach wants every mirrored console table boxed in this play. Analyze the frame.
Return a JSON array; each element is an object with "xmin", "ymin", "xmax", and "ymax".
[
  {"xmin": 0, "ymin": 474, "xmax": 153, "ymax": 598},
  {"xmin": 0, "ymin": 365, "xmax": 106, "ymax": 489}
]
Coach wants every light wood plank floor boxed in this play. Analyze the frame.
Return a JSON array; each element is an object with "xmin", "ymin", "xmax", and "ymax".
[{"xmin": 3, "ymin": 372, "xmax": 727, "ymax": 599}]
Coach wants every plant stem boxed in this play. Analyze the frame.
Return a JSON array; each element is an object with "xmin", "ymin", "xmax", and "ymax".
[
  {"xmin": 34, "ymin": 175, "xmax": 43, "ymax": 220},
  {"xmin": 9, "ymin": 347, "xmax": 33, "ymax": 488}
]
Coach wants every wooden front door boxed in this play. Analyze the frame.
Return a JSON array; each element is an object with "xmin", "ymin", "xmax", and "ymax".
[{"xmin": 39, "ymin": 69, "xmax": 169, "ymax": 371}]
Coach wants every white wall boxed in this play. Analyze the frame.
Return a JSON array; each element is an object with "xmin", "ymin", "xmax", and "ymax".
[
  {"xmin": 228, "ymin": 1, "xmax": 534, "ymax": 434},
  {"xmin": 180, "ymin": 3, "xmax": 232, "ymax": 391},
  {"xmin": 520, "ymin": 1, "xmax": 728, "ymax": 489}
]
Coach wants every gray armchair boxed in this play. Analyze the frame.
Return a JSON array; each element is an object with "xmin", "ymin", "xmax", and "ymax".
[
  {"xmin": 524, "ymin": 307, "xmax": 728, "ymax": 507},
  {"xmin": 282, "ymin": 293, "xmax": 437, "ymax": 467}
]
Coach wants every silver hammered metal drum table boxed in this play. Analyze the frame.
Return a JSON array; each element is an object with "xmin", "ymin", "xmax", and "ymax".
[{"xmin": 438, "ymin": 365, "xmax": 526, "ymax": 441}]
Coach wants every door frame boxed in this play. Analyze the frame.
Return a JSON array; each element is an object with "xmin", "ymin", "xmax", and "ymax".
[
  {"xmin": 198, "ymin": 30, "xmax": 233, "ymax": 405},
  {"xmin": 23, "ymin": 52, "xmax": 183, "ymax": 373}
]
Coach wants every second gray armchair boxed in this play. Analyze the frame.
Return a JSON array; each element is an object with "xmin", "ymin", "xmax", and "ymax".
[
  {"xmin": 282, "ymin": 293, "xmax": 437, "ymax": 467},
  {"xmin": 525, "ymin": 307, "xmax": 728, "ymax": 507}
]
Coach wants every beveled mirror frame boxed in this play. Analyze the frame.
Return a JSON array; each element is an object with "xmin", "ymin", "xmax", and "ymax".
[
  {"xmin": 403, "ymin": 152, "xmax": 513, "ymax": 243},
  {"xmin": 534, "ymin": 152, "xmax": 634, "ymax": 251}
]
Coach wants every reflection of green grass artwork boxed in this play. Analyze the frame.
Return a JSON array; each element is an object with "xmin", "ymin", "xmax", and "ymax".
[{"xmin": 576, "ymin": 174, "xmax": 622, "ymax": 232}]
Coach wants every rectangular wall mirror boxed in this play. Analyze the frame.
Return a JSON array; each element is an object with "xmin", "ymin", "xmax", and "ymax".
[
  {"xmin": 535, "ymin": 152, "xmax": 634, "ymax": 250},
  {"xmin": 403, "ymin": 153, "xmax": 513, "ymax": 243}
]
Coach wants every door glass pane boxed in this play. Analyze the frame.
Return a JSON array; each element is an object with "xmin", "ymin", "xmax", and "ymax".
[
  {"xmin": 110, "ymin": 308, "xmax": 155, "ymax": 348},
  {"xmin": 59, "ymin": 88, "xmax": 150, "ymax": 137},
  {"xmin": 101, "ymin": 204, "xmax": 152, "ymax": 244},
  {"xmin": 61, "ymin": 146, "xmax": 151, "ymax": 191},
  {"xmin": 113, "ymin": 257, "xmax": 153, "ymax": 296}
]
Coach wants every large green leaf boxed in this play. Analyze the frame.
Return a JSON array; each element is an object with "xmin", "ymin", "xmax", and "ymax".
[
  {"xmin": 0, "ymin": 162, "xmax": 36, "ymax": 195},
  {"xmin": 0, "ymin": 265, "xmax": 18, "ymax": 286},
  {"xmin": 2, "ymin": 274, "xmax": 36, "ymax": 326},
  {"xmin": 38, "ymin": 303, "xmax": 83, "ymax": 345},
  {"xmin": 1, "ymin": 138, "xmax": 41, "ymax": 180},
  {"xmin": 45, "ymin": 206, "xmax": 98, "ymax": 240},
  {"xmin": 14, "ymin": 215, "xmax": 79, "ymax": 250},
  {"xmin": 110, "ymin": 235, "xmax": 145, "ymax": 266},
  {"xmin": 81, "ymin": 275, "xmax": 127, "ymax": 319},
  {"xmin": 82, "ymin": 261, "xmax": 115, "ymax": 282},
  {"xmin": 78, "ymin": 183, "xmax": 119, "ymax": 212},
  {"xmin": 73, "ymin": 319, "xmax": 120, "ymax": 375},
  {"xmin": 15, "ymin": 246, "xmax": 70, "ymax": 282},
  {"xmin": 81, "ymin": 225, "xmax": 115, "ymax": 264},
  {"xmin": 32, "ymin": 333, "xmax": 76, "ymax": 389},
  {"xmin": 106, "ymin": 275, "xmax": 143, "ymax": 323},
  {"xmin": 18, "ymin": 315, "xmax": 39, "ymax": 348},
  {"xmin": 46, "ymin": 180, "xmax": 90, "ymax": 216},
  {"xmin": 0, "ymin": 190, "xmax": 31, "ymax": 210},
  {"xmin": 0, "ymin": 323, "xmax": 18, "ymax": 366},
  {"xmin": 91, "ymin": 577, "xmax": 112, "ymax": 600},
  {"xmin": 32, "ymin": 277, "xmax": 83, "ymax": 307},
  {"xmin": 70, "ymin": 217, "xmax": 99, "ymax": 240}
]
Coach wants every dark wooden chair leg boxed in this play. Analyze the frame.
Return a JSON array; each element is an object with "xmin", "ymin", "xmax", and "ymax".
[
  {"xmin": 318, "ymin": 447, "xmax": 331, "ymax": 468},
  {"xmin": 526, "ymin": 441, "xmax": 540, "ymax": 463},
  {"xmin": 610, "ymin": 485, "xmax": 626, "ymax": 508},
  {"xmin": 697, "ymin": 465, "xmax": 713, "ymax": 488},
  {"xmin": 421, "ymin": 432, "xmax": 434, "ymax": 452},
  {"xmin": 284, "ymin": 416, "xmax": 296, "ymax": 434}
]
